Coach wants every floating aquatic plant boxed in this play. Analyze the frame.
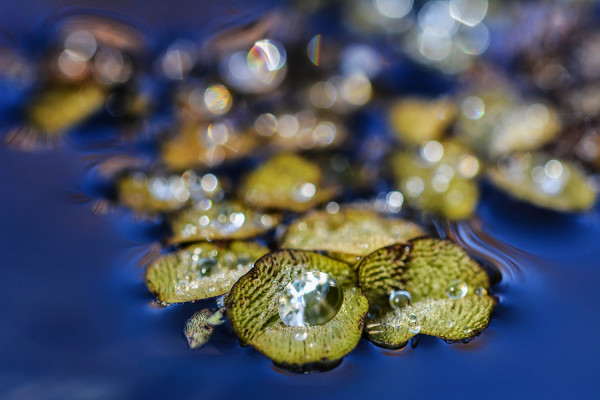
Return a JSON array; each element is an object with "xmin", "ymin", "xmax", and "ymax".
[
  {"xmin": 359, "ymin": 238, "xmax": 495, "ymax": 348},
  {"xmin": 281, "ymin": 207, "xmax": 424, "ymax": 263},
  {"xmin": 455, "ymin": 89, "xmax": 561, "ymax": 160},
  {"xmin": 240, "ymin": 153, "xmax": 337, "ymax": 212},
  {"xmin": 117, "ymin": 170, "xmax": 222, "ymax": 214},
  {"xmin": 5, "ymin": 83, "xmax": 105, "ymax": 148},
  {"xmin": 388, "ymin": 97, "xmax": 456, "ymax": 146},
  {"xmin": 227, "ymin": 250, "xmax": 368, "ymax": 372},
  {"xmin": 184, "ymin": 308, "xmax": 226, "ymax": 349},
  {"xmin": 146, "ymin": 241, "xmax": 269, "ymax": 304},
  {"xmin": 488, "ymin": 152, "xmax": 598, "ymax": 212},
  {"xmin": 390, "ymin": 140, "xmax": 480, "ymax": 220},
  {"xmin": 169, "ymin": 200, "xmax": 280, "ymax": 243},
  {"xmin": 161, "ymin": 122, "xmax": 259, "ymax": 171}
]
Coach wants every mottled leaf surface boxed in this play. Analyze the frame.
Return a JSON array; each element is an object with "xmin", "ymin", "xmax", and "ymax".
[
  {"xmin": 169, "ymin": 200, "xmax": 280, "ymax": 243},
  {"xmin": 146, "ymin": 241, "xmax": 269, "ymax": 304},
  {"xmin": 239, "ymin": 154, "xmax": 336, "ymax": 212},
  {"xmin": 360, "ymin": 238, "xmax": 495, "ymax": 348},
  {"xmin": 488, "ymin": 152, "xmax": 597, "ymax": 212},
  {"xmin": 184, "ymin": 308, "xmax": 226, "ymax": 349},
  {"xmin": 227, "ymin": 250, "xmax": 367, "ymax": 371},
  {"xmin": 282, "ymin": 208, "xmax": 424, "ymax": 261}
]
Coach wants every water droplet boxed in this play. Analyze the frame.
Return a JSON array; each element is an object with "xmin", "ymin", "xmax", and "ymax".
[
  {"xmin": 448, "ymin": 319, "xmax": 456, "ymax": 328},
  {"xmin": 294, "ymin": 330, "xmax": 308, "ymax": 341},
  {"xmin": 389, "ymin": 290, "xmax": 412, "ymax": 309},
  {"xmin": 407, "ymin": 313, "xmax": 421, "ymax": 334},
  {"xmin": 462, "ymin": 326, "xmax": 472, "ymax": 335},
  {"xmin": 278, "ymin": 271, "xmax": 344, "ymax": 327},
  {"xmin": 474, "ymin": 287, "xmax": 487, "ymax": 296},
  {"xmin": 446, "ymin": 279, "xmax": 468, "ymax": 299}
]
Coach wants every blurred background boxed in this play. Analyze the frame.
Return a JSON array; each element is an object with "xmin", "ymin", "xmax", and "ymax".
[{"xmin": 0, "ymin": 1, "xmax": 599, "ymax": 399}]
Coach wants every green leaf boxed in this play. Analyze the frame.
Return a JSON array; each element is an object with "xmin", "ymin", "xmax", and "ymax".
[
  {"xmin": 358, "ymin": 238, "xmax": 495, "ymax": 348},
  {"xmin": 388, "ymin": 97, "xmax": 456, "ymax": 145},
  {"xmin": 28, "ymin": 83, "xmax": 106, "ymax": 136},
  {"xmin": 455, "ymin": 89, "xmax": 561, "ymax": 159},
  {"xmin": 239, "ymin": 153, "xmax": 337, "ymax": 212},
  {"xmin": 161, "ymin": 122, "xmax": 259, "ymax": 171},
  {"xmin": 488, "ymin": 152, "xmax": 597, "ymax": 212},
  {"xmin": 281, "ymin": 208, "xmax": 425, "ymax": 263},
  {"xmin": 117, "ymin": 170, "xmax": 223, "ymax": 214},
  {"xmin": 357, "ymin": 243, "xmax": 412, "ymax": 307},
  {"xmin": 169, "ymin": 200, "xmax": 281, "ymax": 243},
  {"xmin": 390, "ymin": 140, "xmax": 480, "ymax": 220},
  {"xmin": 184, "ymin": 308, "xmax": 226, "ymax": 349},
  {"xmin": 146, "ymin": 241, "xmax": 269, "ymax": 304},
  {"xmin": 227, "ymin": 250, "xmax": 368, "ymax": 372}
]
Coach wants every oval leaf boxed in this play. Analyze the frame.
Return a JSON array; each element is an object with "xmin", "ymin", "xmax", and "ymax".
[
  {"xmin": 227, "ymin": 250, "xmax": 367, "ymax": 372},
  {"xmin": 239, "ymin": 153, "xmax": 336, "ymax": 212},
  {"xmin": 146, "ymin": 241, "xmax": 269, "ymax": 304},
  {"xmin": 169, "ymin": 200, "xmax": 280, "ymax": 243},
  {"xmin": 282, "ymin": 208, "xmax": 424, "ymax": 262},
  {"xmin": 359, "ymin": 238, "xmax": 495, "ymax": 348},
  {"xmin": 488, "ymin": 152, "xmax": 597, "ymax": 212}
]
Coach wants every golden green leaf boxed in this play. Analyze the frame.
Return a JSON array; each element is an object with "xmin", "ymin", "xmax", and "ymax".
[
  {"xmin": 169, "ymin": 200, "xmax": 281, "ymax": 244},
  {"xmin": 282, "ymin": 208, "xmax": 424, "ymax": 263},
  {"xmin": 227, "ymin": 250, "xmax": 368, "ymax": 372},
  {"xmin": 161, "ymin": 122, "xmax": 259, "ymax": 171},
  {"xmin": 388, "ymin": 97, "xmax": 456, "ymax": 146},
  {"xmin": 455, "ymin": 89, "xmax": 561, "ymax": 159},
  {"xmin": 488, "ymin": 152, "xmax": 597, "ymax": 212},
  {"xmin": 28, "ymin": 83, "xmax": 106, "ymax": 136},
  {"xmin": 358, "ymin": 238, "xmax": 495, "ymax": 348},
  {"xmin": 239, "ymin": 153, "xmax": 337, "ymax": 212},
  {"xmin": 146, "ymin": 241, "xmax": 269, "ymax": 304},
  {"xmin": 117, "ymin": 170, "xmax": 222, "ymax": 214},
  {"xmin": 390, "ymin": 140, "xmax": 480, "ymax": 220}
]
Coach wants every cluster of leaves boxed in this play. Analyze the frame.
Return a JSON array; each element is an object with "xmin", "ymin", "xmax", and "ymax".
[{"xmin": 145, "ymin": 200, "xmax": 496, "ymax": 372}]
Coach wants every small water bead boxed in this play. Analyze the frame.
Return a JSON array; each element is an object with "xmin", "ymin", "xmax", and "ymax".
[
  {"xmin": 389, "ymin": 290, "xmax": 412, "ymax": 309},
  {"xmin": 294, "ymin": 330, "xmax": 308, "ymax": 341},
  {"xmin": 446, "ymin": 279, "xmax": 468, "ymax": 299},
  {"xmin": 462, "ymin": 326, "xmax": 472, "ymax": 335},
  {"xmin": 196, "ymin": 257, "xmax": 220, "ymax": 277},
  {"xmin": 474, "ymin": 287, "xmax": 487, "ymax": 296},
  {"xmin": 278, "ymin": 271, "xmax": 344, "ymax": 328},
  {"xmin": 407, "ymin": 313, "xmax": 421, "ymax": 334}
]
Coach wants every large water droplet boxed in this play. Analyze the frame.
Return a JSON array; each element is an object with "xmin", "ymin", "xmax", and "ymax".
[
  {"xmin": 446, "ymin": 279, "xmax": 468, "ymax": 299},
  {"xmin": 278, "ymin": 271, "xmax": 344, "ymax": 327},
  {"xmin": 389, "ymin": 290, "xmax": 412, "ymax": 309}
]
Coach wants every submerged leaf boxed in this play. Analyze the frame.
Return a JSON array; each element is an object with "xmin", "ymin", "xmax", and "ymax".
[
  {"xmin": 390, "ymin": 140, "xmax": 480, "ymax": 220},
  {"xmin": 488, "ymin": 153, "xmax": 597, "ymax": 212},
  {"xmin": 239, "ymin": 153, "xmax": 337, "ymax": 212},
  {"xmin": 359, "ymin": 238, "xmax": 495, "ymax": 348},
  {"xmin": 146, "ymin": 241, "xmax": 269, "ymax": 304},
  {"xmin": 184, "ymin": 308, "xmax": 226, "ymax": 349},
  {"xmin": 388, "ymin": 97, "xmax": 456, "ymax": 145},
  {"xmin": 169, "ymin": 200, "xmax": 281, "ymax": 243},
  {"xmin": 117, "ymin": 170, "xmax": 223, "ymax": 214},
  {"xmin": 282, "ymin": 208, "xmax": 425, "ymax": 263},
  {"xmin": 227, "ymin": 250, "xmax": 368, "ymax": 372},
  {"xmin": 161, "ymin": 122, "xmax": 258, "ymax": 171}
]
